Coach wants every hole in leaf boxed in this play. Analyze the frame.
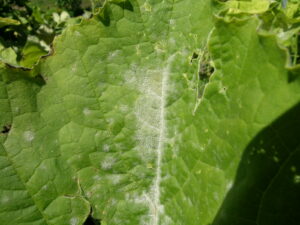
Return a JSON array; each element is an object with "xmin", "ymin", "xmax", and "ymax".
[
  {"xmin": 191, "ymin": 52, "xmax": 199, "ymax": 62},
  {"xmin": 199, "ymin": 59, "xmax": 214, "ymax": 81},
  {"xmin": 1, "ymin": 125, "xmax": 11, "ymax": 134},
  {"xmin": 197, "ymin": 49, "xmax": 215, "ymax": 99},
  {"xmin": 83, "ymin": 214, "xmax": 101, "ymax": 225}
]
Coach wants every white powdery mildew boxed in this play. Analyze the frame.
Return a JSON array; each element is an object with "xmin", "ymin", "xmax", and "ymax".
[
  {"xmin": 151, "ymin": 60, "xmax": 171, "ymax": 225},
  {"xmin": 83, "ymin": 107, "xmax": 91, "ymax": 115},
  {"xmin": 23, "ymin": 130, "xmax": 35, "ymax": 142},
  {"xmin": 134, "ymin": 71, "xmax": 161, "ymax": 163},
  {"xmin": 101, "ymin": 156, "xmax": 115, "ymax": 170},
  {"xmin": 108, "ymin": 50, "xmax": 122, "ymax": 60},
  {"xmin": 102, "ymin": 144, "xmax": 110, "ymax": 152},
  {"xmin": 93, "ymin": 175, "xmax": 101, "ymax": 181},
  {"xmin": 74, "ymin": 31, "xmax": 81, "ymax": 37},
  {"xmin": 109, "ymin": 174, "xmax": 122, "ymax": 185},
  {"xmin": 69, "ymin": 217, "xmax": 78, "ymax": 225},
  {"xmin": 131, "ymin": 54, "xmax": 176, "ymax": 225}
]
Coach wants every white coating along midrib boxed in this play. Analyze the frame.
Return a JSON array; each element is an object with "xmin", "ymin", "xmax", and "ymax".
[
  {"xmin": 132, "ymin": 52, "xmax": 176, "ymax": 224},
  {"xmin": 152, "ymin": 64, "xmax": 169, "ymax": 225}
]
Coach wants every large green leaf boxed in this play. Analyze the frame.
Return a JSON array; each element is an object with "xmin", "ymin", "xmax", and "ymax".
[
  {"xmin": 1, "ymin": 0, "xmax": 300, "ymax": 225},
  {"xmin": 209, "ymin": 17, "xmax": 300, "ymax": 225},
  {"xmin": 212, "ymin": 102, "xmax": 300, "ymax": 225},
  {"xmin": 0, "ymin": 67, "xmax": 90, "ymax": 225}
]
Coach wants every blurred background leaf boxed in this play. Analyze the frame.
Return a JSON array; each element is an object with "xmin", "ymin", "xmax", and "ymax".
[{"xmin": 0, "ymin": 0, "xmax": 101, "ymax": 68}]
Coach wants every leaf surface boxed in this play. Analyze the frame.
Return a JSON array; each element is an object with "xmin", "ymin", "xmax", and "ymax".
[{"xmin": 1, "ymin": 1, "xmax": 300, "ymax": 225}]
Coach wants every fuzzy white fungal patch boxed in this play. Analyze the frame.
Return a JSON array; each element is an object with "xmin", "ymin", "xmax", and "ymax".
[
  {"xmin": 83, "ymin": 107, "xmax": 91, "ymax": 116},
  {"xmin": 69, "ymin": 217, "xmax": 78, "ymax": 225},
  {"xmin": 128, "ymin": 53, "xmax": 176, "ymax": 225},
  {"xmin": 93, "ymin": 175, "xmax": 101, "ymax": 181},
  {"xmin": 169, "ymin": 19, "xmax": 175, "ymax": 25},
  {"xmin": 74, "ymin": 31, "xmax": 81, "ymax": 37},
  {"xmin": 119, "ymin": 104, "xmax": 129, "ymax": 113},
  {"xmin": 102, "ymin": 144, "xmax": 110, "ymax": 152},
  {"xmin": 23, "ymin": 131, "xmax": 35, "ymax": 142},
  {"xmin": 101, "ymin": 156, "xmax": 115, "ymax": 170},
  {"xmin": 108, "ymin": 50, "xmax": 121, "ymax": 60},
  {"xmin": 109, "ymin": 174, "xmax": 122, "ymax": 185}
]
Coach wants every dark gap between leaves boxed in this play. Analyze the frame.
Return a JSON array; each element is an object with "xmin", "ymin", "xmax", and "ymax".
[{"xmin": 83, "ymin": 209, "xmax": 101, "ymax": 225}]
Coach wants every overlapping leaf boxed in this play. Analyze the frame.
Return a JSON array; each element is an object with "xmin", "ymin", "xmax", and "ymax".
[{"xmin": 1, "ymin": 0, "xmax": 300, "ymax": 225}]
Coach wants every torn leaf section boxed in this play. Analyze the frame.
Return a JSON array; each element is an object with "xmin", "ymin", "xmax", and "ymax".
[
  {"xmin": 198, "ymin": 47, "xmax": 214, "ymax": 98},
  {"xmin": 193, "ymin": 46, "xmax": 215, "ymax": 114},
  {"xmin": 1, "ymin": 125, "xmax": 11, "ymax": 134}
]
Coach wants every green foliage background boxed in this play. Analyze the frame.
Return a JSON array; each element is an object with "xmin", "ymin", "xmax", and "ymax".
[{"xmin": 0, "ymin": 0, "xmax": 102, "ymax": 68}]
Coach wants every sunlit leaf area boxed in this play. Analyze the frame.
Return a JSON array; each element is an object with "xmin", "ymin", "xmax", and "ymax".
[{"xmin": 1, "ymin": 0, "xmax": 300, "ymax": 224}]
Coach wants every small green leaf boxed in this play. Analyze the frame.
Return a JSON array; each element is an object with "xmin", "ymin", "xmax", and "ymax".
[
  {"xmin": 20, "ymin": 41, "xmax": 47, "ymax": 68},
  {"xmin": 0, "ymin": 45, "xmax": 18, "ymax": 65},
  {"xmin": 0, "ymin": 17, "xmax": 20, "ymax": 28}
]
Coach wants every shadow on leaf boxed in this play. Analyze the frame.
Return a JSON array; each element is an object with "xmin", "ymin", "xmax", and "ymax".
[
  {"xmin": 212, "ymin": 102, "xmax": 300, "ymax": 225},
  {"xmin": 83, "ymin": 214, "xmax": 101, "ymax": 225},
  {"xmin": 114, "ymin": 0, "xmax": 134, "ymax": 11},
  {"xmin": 97, "ymin": 0, "xmax": 134, "ymax": 26}
]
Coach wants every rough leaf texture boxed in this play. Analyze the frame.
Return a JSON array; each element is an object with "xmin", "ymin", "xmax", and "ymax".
[{"xmin": 1, "ymin": 0, "xmax": 300, "ymax": 225}]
